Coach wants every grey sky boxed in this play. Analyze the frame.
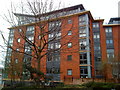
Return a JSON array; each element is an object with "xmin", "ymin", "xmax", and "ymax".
[{"xmin": 0, "ymin": 0, "xmax": 119, "ymax": 30}]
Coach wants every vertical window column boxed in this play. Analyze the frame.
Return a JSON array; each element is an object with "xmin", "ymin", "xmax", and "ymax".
[
  {"xmin": 105, "ymin": 27, "xmax": 114, "ymax": 60},
  {"xmin": 79, "ymin": 14, "xmax": 91, "ymax": 78}
]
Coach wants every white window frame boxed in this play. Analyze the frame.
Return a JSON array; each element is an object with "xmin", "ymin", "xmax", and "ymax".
[
  {"xmin": 68, "ymin": 30, "xmax": 72, "ymax": 35},
  {"xmin": 17, "ymin": 38, "xmax": 20, "ymax": 43},
  {"xmin": 28, "ymin": 36, "xmax": 34, "ymax": 41},
  {"xmin": 18, "ymin": 29, "xmax": 22, "ymax": 32},
  {"xmin": 68, "ymin": 42, "xmax": 72, "ymax": 48},
  {"xmin": 16, "ymin": 48, "xmax": 19, "ymax": 51},
  {"xmin": 55, "ymin": 43, "xmax": 61, "ymax": 48},
  {"xmin": 67, "ymin": 69, "xmax": 72, "ymax": 75}
]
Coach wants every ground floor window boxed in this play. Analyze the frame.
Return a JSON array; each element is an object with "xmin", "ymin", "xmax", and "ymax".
[
  {"xmin": 67, "ymin": 69, "xmax": 72, "ymax": 75},
  {"xmin": 80, "ymin": 66, "xmax": 88, "ymax": 78}
]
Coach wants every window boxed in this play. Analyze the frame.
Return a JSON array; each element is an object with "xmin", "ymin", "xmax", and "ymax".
[
  {"xmin": 28, "ymin": 36, "xmax": 34, "ymax": 41},
  {"xmin": 96, "ymin": 57, "xmax": 101, "ymax": 61},
  {"xmin": 49, "ymin": 22, "xmax": 55, "ymax": 28},
  {"xmin": 24, "ymin": 46, "xmax": 31, "ymax": 52},
  {"xmin": 79, "ymin": 29, "xmax": 86, "ymax": 34},
  {"xmin": 48, "ymin": 43, "xmax": 54, "ymax": 49},
  {"xmin": 79, "ymin": 21, "xmax": 86, "ymax": 25},
  {"xmin": 97, "ymin": 35, "xmax": 99, "ymax": 39},
  {"xmin": 17, "ymin": 38, "xmax": 20, "ymax": 42},
  {"xmin": 15, "ymin": 59, "xmax": 18, "ymax": 63},
  {"xmin": 27, "ymin": 26, "xmax": 34, "ymax": 33},
  {"xmin": 107, "ymin": 49, "xmax": 114, "ymax": 59},
  {"xmin": 7, "ymin": 53, "xmax": 11, "ymax": 56},
  {"xmin": 79, "ymin": 39, "xmax": 87, "ymax": 50},
  {"xmin": 79, "ymin": 39, "xmax": 86, "ymax": 45},
  {"xmin": 80, "ymin": 44, "xmax": 86, "ymax": 50},
  {"xmin": 24, "ymin": 57, "xmax": 31, "ymax": 63},
  {"xmin": 93, "ymin": 34, "xmax": 100, "ymax": 38},
  {"xmin": 79, "ymin": 26, "xmax": 86, "ymax": 30},
  {"xmin": 94, "ymin": 46, "xmax": 100, "ymax": 50},
  {"xmin": 68, "ymin": 42, "xmax": 72, "ymax": 48},
  {"xmin": 80, "ymin": 59, "xmax": 87, "ymax": 64},
  {"xmin": 106, "ymin": 40, "xmax": 113, "ymax": 44},
  {"xmin": 56, "ymin": 32, "xmax": 61, "ymax": 37},
  {"xmin": 48, "ymin": 33, "xmax": 54, "ymax": 38},
  {"xmin": 80, "ymin": 53, "xmax": 87, "ymax": 64},
  {"xmin": 9, "ymin": 37, "xmax": 13, "ymax": 44},
  {"xmin": 79, "ymin": 33, "xmax": 86, "ymax": 37},
  {"xmin": 47, "ymin": 68, "xmax": 60, "ymax": 74},
  {"xmin": 80, "ymin": 53, "xmax": 87, "ymax": 59},
  {"xmin": 47, "ymin": 55, "xmax": 53, "ymax": 61},
  {"xmin": 18, "ymin": 29, "xmax": 22, "ymax": 32},
  {"xmin": 107, "ymin": 53, "xmax": 114, "ymax": 58},
  {"xmin": 49, "ymin": 21, "xmax": 61, "ymax": 29},
  {"xmin": 93, "ymin": 23, "xmax": 99, "ymax": 28},
  {"xmin": 105, "ymin": 28, "xmax": 112, "ymax": 33},
  {"xmin": 110, "ymin": 40, "xmax": 113, "ymax": 43},
  {"xmin": 67, "ymin": 69, "xmax": 72, "ymax": 75},
  {"xmin": 80, "ymin": 66, "xmax": 88, "ymax": 75},
  {"xmin": 55, "ymin": 43, "xmax": 61, "ymax": 48},
  {"xmin": 106, "ymin": 40, "xmax": 109, "ymax": 44},
  {"xmin": 68, "ymin": 30, "xmax": 72, "ymax": 35},
  {"xmin": 68, "ymin": 19, "xmax": 72, "ymax": 24},
  {"xmin": 38, "ymin": 35, "xmax": 41, "ymax": 39},
  {"xmin": 7, "ymin": 48, "xmax": 12, "ymax": 53},
  {"xmin": 56, "ymin": 21, "xmax": 61, "ymax": 26},
  {"xmin": 67, "ymin": 55, "xmax": 72, "ymax": 61},
  {"xmin": 54, "ymin": 55, "xmax": 60, "ymax": 61},
  {"xmin": 79, "ymin": 15, "xmax": 85, "ymax": 21},
  {"xmin": 107, "ymin": 49, "xmax": 114, "ymax": 53},
  {"xmin": 10, "ymin": 29, "xmax": 14, "ymax": 34},
  {"xmin": 16, "ymin": 48, "xmax": 19, "ymax": 51}
]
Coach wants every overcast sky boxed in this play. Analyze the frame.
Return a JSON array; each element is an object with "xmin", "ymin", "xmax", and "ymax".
[
  {"xmin": 0, "ymin": 0, "xmax": 119, "ymax": 63},
  {"xmin": 0, "ymin": 0, "xmax": 119, "ymax": 31}
]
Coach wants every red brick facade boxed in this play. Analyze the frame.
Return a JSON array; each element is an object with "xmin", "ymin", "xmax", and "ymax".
[{"xmin": 5, "ymin": 4, "xmax": 120, "ymax": 81}]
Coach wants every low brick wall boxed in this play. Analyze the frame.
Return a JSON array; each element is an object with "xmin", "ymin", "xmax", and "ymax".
[{"xmin": 64, "ymin": 78, "xmax": 116, "ymax": 85}]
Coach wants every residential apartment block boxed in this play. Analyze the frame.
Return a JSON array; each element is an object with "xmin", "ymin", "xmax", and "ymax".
[{"xmin": 4, "ymin": 4, "xmax": 120, "ymax": 81}]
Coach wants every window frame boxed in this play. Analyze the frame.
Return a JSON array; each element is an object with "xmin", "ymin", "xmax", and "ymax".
[
  {"xmin": 68, "ymin": 19, "xmax": 72, "ymax": 24},
  {"xmin": 17, "ymin": 38, "xmax": 21, "ymax": 43},
  {"xmin": 18, "ymin": 29, "xmax": 22, "ymax": 32},
  {"xmin": 68, "ymin": 30, "xmax": 72, "ymax": 35},
  {"xmin": 67, "ymin": 69, "xmax": 72, "ymax": 75},
  {"xmin": 68, "ymin": 42, "xmax": 72, "ymax": 48},
  {"xmin": 67, "ymin": 55, "xmax": 72, "ymax": 61}
]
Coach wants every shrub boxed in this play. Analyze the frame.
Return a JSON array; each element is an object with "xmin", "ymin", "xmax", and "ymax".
[
  {"xmin": 82, "ymin": 82, "xmax": 115, "ymax": 88},
  {"xmin": 82, "ymin": 81, "xmax": 94, "ymax": 88}
]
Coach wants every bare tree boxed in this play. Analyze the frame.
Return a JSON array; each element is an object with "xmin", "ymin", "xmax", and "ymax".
[
  {"xmin": 2, "ymin": 0, "xmax": 80, "ymax": 85},
  {"xmin": 101, "ymin": 61, "xmax": 111, "ymax": 82},
  {"xmin": 109, "ymin": 56, "xmax": 120, "ymax": 82},
  {"xmin": 101, "ymin": 56, "xmax": 120, "ymax": 82}
]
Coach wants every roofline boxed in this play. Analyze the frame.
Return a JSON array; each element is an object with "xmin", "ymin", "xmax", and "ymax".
[
  {"xmin": 37, "ymin": 4, "xmax": 85, "ymax": 16},
  {"xmin": 14, "ymin": 13, "xmax": 35, "ymax": 17},
  {"xmin": 94, "ymin": 19, "xmax": 104, "ymax": 22},
  {"xmin": 9, "ymin": 10, "xmax": 93, "ymax": 29},
  {"xmin": 103, "ymin": 24, "xmax": 120, "ymax": 27},
  {"xmin": 14, "ymin": 4, "xmax": 85, "ymax": 17}
]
